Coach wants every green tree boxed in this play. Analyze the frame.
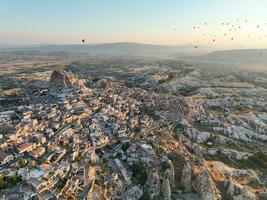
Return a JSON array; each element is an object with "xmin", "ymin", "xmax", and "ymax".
[{"xmin": 131, "ymin": 161, "xmax": 148, "ymax": 185}]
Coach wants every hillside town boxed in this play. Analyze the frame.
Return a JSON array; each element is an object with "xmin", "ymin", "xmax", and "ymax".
[{"xmin": 0, "ymin": 69, "xmax": 266, "ymax": 200}]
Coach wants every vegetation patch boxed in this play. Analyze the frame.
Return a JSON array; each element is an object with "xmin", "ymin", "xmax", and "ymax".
[
  {"xmin": 130, "ymin": 161, "xmax": 148, "ymax": 185},
  {"xmin": 0, "ymin": 175, "xmax": 22, "ymax": 190},
  {"xmin": 57, "ymin": 178, "xmax": 67, "ymax": 190},
  {"xmin": 122, "ymin": 141, "xmax": 131, "ymax": 152}
]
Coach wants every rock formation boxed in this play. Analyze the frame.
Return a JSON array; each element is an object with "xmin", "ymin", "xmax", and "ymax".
[
  {"xmin": 49, "ymin": 70, "xmax": 86, "ymax": 95},
  {"xmin": 181, "ymin": 136, "xmax": 205, "ymax": 164},
  {"xmin": 89, "ymin": 149, "xmax": 99, "ymax": 164},
  {"xmin": 181, "ymin": 161, "xmax": 191, "ymax": 192},
  {"xmin": 166, "ymin": 159, "xmax": 175, "ymax": 189},
  {"xmin": 145, "ymin": 171, "xmax": 161, "ymax": 199},
  {"xmin": 223, "ymin": 179, "xmax": 257, "ymax": 200},
  {"xmin": 161, "ymin": 177, "xmax": 172, "ymax": 200},
  {"xmin": 193, "ymin": 170, "xmax": 221, "ymax": 200},
  {"xmin": 259, "ymin": 192, "xmax": 267, "ymax": 200},
  {"xmin": 224, "ymin": 179, "xmax": 241, "ymax": 197},
  {"xmin": 99, "ymin": 79, "xmax": 112, "ymax": 89},
  {"xmin": 185, "ymin": 128, "xmax": 210, "ymax": 144}
]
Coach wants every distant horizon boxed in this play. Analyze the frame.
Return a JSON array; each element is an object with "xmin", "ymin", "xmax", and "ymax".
[{"xmin": 1, "ymin": 42, "xmax": 267, "ymax": 51}]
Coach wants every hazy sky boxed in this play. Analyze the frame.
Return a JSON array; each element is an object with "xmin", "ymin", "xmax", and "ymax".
[{"xmin": 1, "ymin": 0, "xmax": 267, "ymax": 47}]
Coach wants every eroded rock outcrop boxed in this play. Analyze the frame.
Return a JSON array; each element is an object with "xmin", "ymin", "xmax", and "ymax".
[
  {"xmin": 220, "ymin": 179, "xmax": 257, "ymax": 200},
  {"xmin": 181, "ymin": 161, "xmax": 191, "ymax": 192},
  {"xmin": 224, "ymin": 179, "xmax": 242, "ymax": 197},
  {"xmin": 166, "ymin": 159, "xmax": 175, "ymax": 189},
  {"xmin": 193, "ymin": 170, "xmax": 221, "ymax": 200},
  {"xmin": 181, "ymin": 136, "xmax": 205, "ymax": 164},
  {"xmin": 259, "ymin": 192, "xmax": 267, "ymax": 200},
  {"xmin": 161, "ymin": 177, "xmax": 172, "ymax": 200},
  {"xmin": 185, "ymin": 128, "xmax": 211, "ymax": 144},
  {"xmin": 145, "ymin": 171, "xmax": 161, "ymax": 199}
]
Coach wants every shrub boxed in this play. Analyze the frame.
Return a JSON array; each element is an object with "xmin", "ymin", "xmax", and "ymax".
[
  {"xmin": 57, "ymin": 178, "xmax": 67, "ymax": 189},
  {"xmin": 122, "ymin": 142, "xmax": 130, "ymax": 152},
  {"xmin": 102, "ymin": 156, "xmax": 109, "ymax": 164},
  {"xmin": 18, "ymin": 158, "xmax": 28, "ymax": 167},
  {"xmin": 133, "ymin": 127, "xmax": 141, "ymax": 133}
]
